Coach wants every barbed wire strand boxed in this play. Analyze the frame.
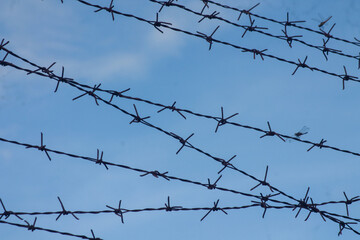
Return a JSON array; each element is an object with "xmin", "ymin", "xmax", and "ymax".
[
  {"xmin": 59, "ymin": 0, "xmax": 360, "ymax": 89},
  {"xmin": 0, "ymin": 219, "xmax": 101, "ymax": 240},
  {"xmin": 205, "ymin": 0, "xmax": 360, "ymax": 48},
  {"xmin": 2, "ymin": 45, "xmax": 360, "ymax": 160},
  {"xmin": 150, "ymin": 0, "xmax": 360, "ymax": 64},
  {"xmin": 1, "ymin": 48, "xmax": 360, "ymax": 214},
  {"xmin": 0, "ymin": 135, "xmax": 360, "ymax": 236}
]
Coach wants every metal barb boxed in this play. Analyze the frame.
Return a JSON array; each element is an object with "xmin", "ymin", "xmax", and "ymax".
[
  {"xmin": 150, "ymin": 13, "xmax": 172, "ymax": 33},
  {"xmin": 250, "ymin": 166, "xmax": 274, "ymax": 192},
  {"xmin": 218, "ymin": 155, "xmax": 236, "ymax": 174},
  {"xmin": 56, "ymin": 197, "xmax": 79, "ymax": 221},
  {"xmin": 207, "ymin": 175, "xmax": 222, "ymax": 189},
  {"xmin": 237, "ymin": 3, "xmax": 260, "ymax": 21},
  {"xmin": 109, "ymin": 88, "xmax": 130, "ymax": 103},
  {"xmin": 106, "ymin": 200, "xmax": 124, "ymax": 223},
  {"xmin": 96, "ymin": 149, "xmax": 108, "ymax": 170},
  {"xmin": 157, "ymin": 101, "xmax": 186, "ymax": 119},
  {"xmin": 281, "ymin": 12, "xmax": 305, "ymax": 26},
  {"xmin": 215, "ymin": 107, "xmax": 239, "ymax": 133},
  {"xmin": 129, "ymin": 104, "xmax": 150, "ymax": 124},
  {"xmin": 140, "ymin": 170, "xmax": 170, "ymax": 181},
  {"xmin": 292, "ymin": 56, "xmax": 313, "ymax": 75},
  {"xmin": 200, "ymin": 199, "xmax": 227, "ymax": 221},
  {"xmin": 197, "ymin": 25, "xmax": 220, "ymax": 50},
  {"xmin": 72, "ymin": 84, "xmax": 101, "ymax": 105},
  {"xmin": 307, "ymin": 138, "xmax": 327, "ymax": 152},
  {"xmin": 198, "ymin": 11, "xmax": 220, "ymax": 23},
  {"xmin": 259, "ymin": 122, "xmax": 285, "ymax": 142},
  {"xmin": 165, "ymin": 196, "xmax": 182, "ymax": 211}
]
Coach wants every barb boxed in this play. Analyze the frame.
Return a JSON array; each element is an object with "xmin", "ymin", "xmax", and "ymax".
[
  {"xmin": 250, "ymin": 166, "xmax": 274, "ymax": 192},
  {"xmin": 25, "ymin": 132, "xmax": 51, "ymax": 161},
  {"xmin": 280, "ymin": 25, "xmax": 303, "ymax": 48},
  {"xmin": 95, "ymin": 149, "xmax": 108, "ymax": 170},
  {"xmin": 200, "ymin": 199, "xmax": 227, "ymax": 221},
  {"xmin": 259, "ymin": 122, "xmax": 285, "ymax": 142},
  {"xmin": 197, "ymin": 25, "xmax": 220, "ymax": 50},
  {"xmin": 251, "ymin": 193, "xmax": 280, "ymax": 218},
  {"xmin": 149, "ymin": 13, "xmax": 172, "ymax": 33},
  {"xmin": 106, "ymin": 200, "xmax": 124, "ymax": 223},
  {"xmin": 73, "ymin": 84, "xmax": 101, "ymax": 105},
  {"xmin": 217, "ymin": 155, "xmax": 236, "ymax": 174},
  {"xmin": 292, "ymin": 56, "xmax": 313, "ymax": 75},
  {"xmin": 241, "ymin": 17, "xmax": 268, "ymax": 38},
  {"xmin": 56, "ymin": 197, "xmax": 79, "ymax": 221},
  {"xmin": 0, "ymin": 199, "xmax": 23, "ymax": 221},
  {"xmin": 215, "ymin": 107, "xmax": 238, "ymax": 133},
  {"xmin": 339, "ymin": 66, "xmax": 358, "ymax": 90},
  {"xmin": 157, "ymin": 101, "xmax": 186, "ymax": 119},
  {"xmin": 93, "ymin": 0, "xmax": 115, "ymax": 21},
  {"xmin": 207, "ymin": 175, "xmax": 222, "ymax": 190},
  {"xmin": 307, "ymin": 138, "xmax": 327, "ymax": 152}
]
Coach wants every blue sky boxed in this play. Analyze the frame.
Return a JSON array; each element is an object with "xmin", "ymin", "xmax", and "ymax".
[{"xmin": 1, "ymin": 0, "xmax": 360, "ymax": 239}]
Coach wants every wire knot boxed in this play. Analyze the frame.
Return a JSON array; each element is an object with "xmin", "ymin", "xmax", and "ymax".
[
  {"xmin": 307, "ymin": 138, "xmax": 327, "ymax": 152},
  {"xmin": 140, "ymin": 170, "xmax": 170, "ymax": 181},
  {"xmin": 129, "ymin": 104, "xmax": 150, "ymax": 124},
  {"xmin": 106, "ymin": 200, "xmax": 124, "ymax": 223},
  {"xmin": 207, "ymin": 175, "xmax": 222, "ymax": 190},
  {"xmin": 200, "ymin": 199, "xmax": 227, "ymax": 221},
  {"xmin": 164, "ymin": 196, "xmax": 182, "ymax": 212},
  {"xmin": 197, "ymin": 25, "xmax": 220, "ymax": 50}
]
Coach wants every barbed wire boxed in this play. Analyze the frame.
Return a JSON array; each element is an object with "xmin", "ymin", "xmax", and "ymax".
[
  {"xmin": 0, "ymin": 135, "xmax": 360, "ymax": 236},
  {"xmin": 59, "ymin": 0, "xmax": 360, "ymax": 89},
  {"xmin": 150, "ymin": 0, "xmax": 360, "ymax": 65},
  {"xmin": 0, "ymin": 219, "xmax": 101, "ymax": 240},
  {"xmin": 2, "ymin": 45, "xmax": 360, "ymax": 214},
  {"xmin": 2, "ymin": 1, "xmax": 360, "ymax": 237},
  {"xmin": 2, "ymin": 44, "xmax": 360, "ymax": 160},
  {"xmin": 204, "ymin": 0, "xmax": 360, "ymax": 48}
]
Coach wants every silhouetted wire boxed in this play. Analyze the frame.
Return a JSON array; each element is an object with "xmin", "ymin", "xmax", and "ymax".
[
  {"xmin": 60, "ymin": 0, "xmax": 360, "ymax": 89},
  {"xmin": 0, "ymin": 135, "xmax": 360, "ymax": 235},
  {"xmin": 149, "ymin": 0, "xmax": 360, "ymax": 64},
  {"xmin": 2, "ymin": 46, "xmax": 360, "ymax": 159},
  {"xmin": 0, "ymin": 219, "xmax": 101, "ymax": 240},
  {"xmin": 205, "ymin": 0, "xmax": 360, "ymax": 47},
  {"xmin": 1, "ymin": 47, "xmax": 360, "ymax": 216}
]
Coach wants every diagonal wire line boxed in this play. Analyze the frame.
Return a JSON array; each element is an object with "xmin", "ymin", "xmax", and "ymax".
[
  {"xmin": 2, "ymin": 46, "xmax": 360, "ymax": 159},
  {"xmin": 149, "ymin": 0, "xmax": 360, "ymax": 63},
  {"xmin": 0, "ymin": 219, "xmax": 100, "ymax": 240},
  {"xmin": 205, "ymin": 0, "xmax": 360, "ymax": 47}
]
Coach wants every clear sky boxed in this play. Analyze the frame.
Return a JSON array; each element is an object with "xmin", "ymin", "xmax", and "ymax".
[{"xmin": 1, "ymin": 0, "xmax": 360, "ymax": 239}]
